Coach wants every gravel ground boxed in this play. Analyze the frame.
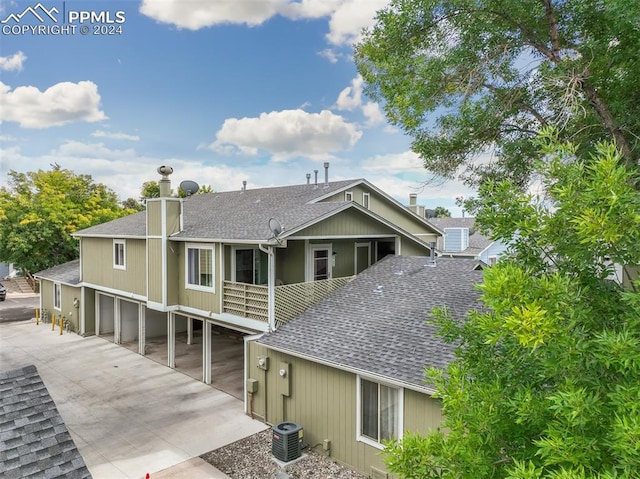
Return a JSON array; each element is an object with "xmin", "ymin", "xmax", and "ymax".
[{"xmin": 201, "ymin": 429, "xmax": 369, "ymax": 479}]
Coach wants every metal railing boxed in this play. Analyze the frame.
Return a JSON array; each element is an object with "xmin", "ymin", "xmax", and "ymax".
[{"xmin": 222, "ymin": 276, "xmax": 356, "ymax": 327}]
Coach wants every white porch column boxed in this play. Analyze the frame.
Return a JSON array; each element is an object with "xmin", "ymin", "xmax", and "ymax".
[
  {"xmin": 187, "ymin": 316, "xmax": 193, "ymax": 345},
  {"xmin": 114, "ymin": 298, "xmax": 121, "ymax": 344},
  {"xmin": 267, "ymin": 246, "xmax": 275, "ymax": 331},
  {"xmin": 168, "ymin": 312, "xmax": 175, "ymax": 369},
  {"xmin": 79, "ymin": 286, "xmax": 86, "ymax": 336},
  {"xmin": 95, "ymin": 295, "xmax": 100, "ymax": 335},
  {"xmin": 138, "ymin": 304, "xmax": 146, "ymax": 355},
  {"xmin": 203, "ymin": 321, "xmax": 212, "ymax": 384}
]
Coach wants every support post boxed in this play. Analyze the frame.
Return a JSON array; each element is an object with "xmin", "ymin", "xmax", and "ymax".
[
  {"xmin": 203, "ymin": 321, "xmax": 212, "ymax": 384},
  {"xmin": 167, "ymin": 312, "xmax": 175, "ymax": 369}
]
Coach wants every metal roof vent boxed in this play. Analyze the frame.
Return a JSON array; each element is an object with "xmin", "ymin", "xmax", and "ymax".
[{"xmin": 272, "ymin": 422, "xmax": 303, "ymax": 462}]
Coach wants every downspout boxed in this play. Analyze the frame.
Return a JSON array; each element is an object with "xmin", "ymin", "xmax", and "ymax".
[{"xmin": 258, "ymin": 243, "xmax": 276, "ymax": 332}]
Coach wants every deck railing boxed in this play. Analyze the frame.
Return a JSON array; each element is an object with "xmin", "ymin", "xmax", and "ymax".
[{"xmin": 222, "ymin": 276, "xmax": 356, "ymax": 327}]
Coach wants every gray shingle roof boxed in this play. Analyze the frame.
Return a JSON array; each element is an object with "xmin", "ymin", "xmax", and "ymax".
[
  {"xmin": 258, "ymin": 256, "xmax": 483, "ymax": 390},
  {"xmin": 34, "ymin": 260, "xmax": 80, "ymax": 286},
  {"xmin": 75, "ymin": 180, "xmax": 362, "ymax": 241},
  {"xmin": 0, "ymin": 365, "xmax": 91, "ymax": 479},
  {"xmin": 427, "ymin": 217, "xmax": 493, "ymax": 257},
  {"xmin": 73, "ymin": 210, "xmax": 146, "ymax": 237}
]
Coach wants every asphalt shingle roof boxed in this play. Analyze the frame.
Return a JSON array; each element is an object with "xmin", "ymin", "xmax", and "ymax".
[
  {"xmin": 34, "ymin": 260, "xmax": 80, "ymax": 286},
  {"xmin": 258, "ymin": 256, "xmax": 484, "ymax": 390},
  {"xmin": 75, "ymin": 179, "xmax": 362, "ymax": 241},
  {"xmin": 0, "ymin": 365, "xmax": 91, "ymax": 479},
  {"xmin": 72, "ymin": 210, "xmax": 146, "ymax": 238},
  {"xmin": 427, "ymin": 217, "xmax": 493, "ymax": 256}
]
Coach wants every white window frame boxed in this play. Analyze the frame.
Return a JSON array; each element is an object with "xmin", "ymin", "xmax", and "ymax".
[
  {"xmin": 185, "ymin": 243, "xmax": 215, "ymax": 292},
  {"xmin": 356, "ymin": 375, "xmax": 403, "ymax": 449},
  {"xmin": 306, "ymin": 243, "xmax": 332, "ymax": 282},
  {"xmin": 53, "ymin": 282, "xmax": 61, "ymax": 311},
  {"xmin": 488, "ymin": 255, "xmax": 498, "ymax": 266},
  {"xmin": 362, "ymin": 192, "xmax": 371, "ymax": 209},
  {"xmin": 113, "ymin": 239, "xmax": 126, "ymax": 270},
  {"xmin": 345, "ymin": 191, "xmax": 354, "ymax": 202}
]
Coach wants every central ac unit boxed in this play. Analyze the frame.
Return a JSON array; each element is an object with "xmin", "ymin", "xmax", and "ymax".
[{"xmin": 272, "ymin": 422, "xmax": 303, "ymax": 462}]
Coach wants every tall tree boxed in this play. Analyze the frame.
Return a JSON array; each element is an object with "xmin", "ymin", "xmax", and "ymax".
[
  {"xmin": 0, "ymin": 166, "xmax": 135, "ymax": 273},
  {"xmin": 383, "ymin": 134, "xmax": 640, "ymax": 478},
  {"xmin": 356, "ymin": 0, "xmax": 640, "ymax": 187},
  {"xmin": 434, "ymin": 206, "xmax": 451, "ymax": 218}
]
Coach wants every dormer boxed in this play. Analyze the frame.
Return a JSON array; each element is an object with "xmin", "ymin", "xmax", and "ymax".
[{"xmin": 443, "ymin": 228, "xmax": 469, "ymax": 252}]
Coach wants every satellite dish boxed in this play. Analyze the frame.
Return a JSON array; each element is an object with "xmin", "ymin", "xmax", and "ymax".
[
  {"xmin": 268, "ymin": 218, "xmax": 283, "ymax": 237},
  {"xmin": 180, "ymin": 180, "xmax": 200, "ymax": 196}
]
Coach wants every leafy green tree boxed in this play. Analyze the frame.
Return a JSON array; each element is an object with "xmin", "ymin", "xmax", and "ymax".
[
  {"xmin": 121, "ymin": 197, "xmax": 145, "ymax": 211},
  {"xmin": 140, "ymin": 180, "xmax": 161, "ymax": 200},
  {"xmin": 0, "ymin": 166, "xmax": 135, "ymax": 273},
  {"xmin": 356, "ymin": 0, "xmax": 640, "ymax": 187},
  {"xmin": 141, "ymin": 181, "xmax": 213, "ymax": 200},
  {"xmin": 384, "ymin": 134, "xmax": 640, "ymax": 478},
  {"xmin": 434, "ymin": 206, "xmax": 451, "ymax": 218}
]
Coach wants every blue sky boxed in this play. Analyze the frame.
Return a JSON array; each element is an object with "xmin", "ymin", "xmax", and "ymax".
[{"xmin": 0, "ymin": 0, "xmax": 476, "ymax": 214}]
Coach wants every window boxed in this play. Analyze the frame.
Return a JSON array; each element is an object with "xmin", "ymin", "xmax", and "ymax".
[
  {"xmin": 186, "ymin": 244, "xmax": 214, "ymax": 291},
  {"xmin": 363, "ymin": 192, "xmax": 370, "ymax": 209},
  {"xmin": 358, "ymin": 378, "xmax": 402, "ymax": 448},
  {"xmin": 313, "ymin": 249, "xmax": 329, "ymax": 280},
  {"xmin": 113, "ymin": 239, "xmax": 126, "ymax": 269},
  {"xmin": 345, "ymin": 191, "xmax": 353, "ymax": 202},
  {"xmin": 234, "ymin": 248, "xmax": 267, "ymax": 285},
  {"xmin": 488, "ymin": 256, "xmax": 498, "ymax": 266},
  {"xmin": 53, "ymin": 283, "xmax": 61, "ymax": 311}
]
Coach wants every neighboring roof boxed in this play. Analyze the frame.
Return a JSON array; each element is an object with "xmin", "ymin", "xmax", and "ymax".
[
  {"xmin": 74, "ymin": 179, "xmax": 437, "ymax": 245},
  {"xmin": 34, "ymin": 260, "xmax": 80, "ymax": 286},
  {"xmin": 427, "ymin": 217, "xmax": 494, "ymax": 257},
  {"xmin": 0, "ymin": 365, "xmax": 91, "ymax": 479},
  {"xmin": 258, "ymin": 256, "xmax": 483, "ymax": 391}
]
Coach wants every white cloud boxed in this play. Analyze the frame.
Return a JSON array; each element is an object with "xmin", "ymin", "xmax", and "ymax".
[
  {"xmin": 92, "ymin": 130, "xmax": 140, "ymax": 141},
  {"xmin": 361, "ymin": 150, "xmax": 424, "ymax": 172},
  {"xmin": 138, "ymin": 0, "xmax": 388, "ymax": 48},
  {"xmin": 335, "ymin": 75, "xmax": 384, "ymax": 126},
  {"xmin": 139, "ymin": 0, "xmax": 284, "ymax": 29},
  {"xmin": 209, "ymin": 109, "xmax": 362, "ymax": 161},
  {"xmin": 336, "ymin": 75, "xmax": 363, "ymax": 110},
  {"xmin": 325, "ymin": 0, "xmax": 389, "ymax": 46},
  {"xmin": 0, "ymin": 51, "xmax": 27, "ymax": 72},
  {"xmin": 0, "ymin": 81, "xmax": 106, "ymax": 128},
  {"xmin": 317, "ymin": 48, "xmax": 339, "ymax": 64}
]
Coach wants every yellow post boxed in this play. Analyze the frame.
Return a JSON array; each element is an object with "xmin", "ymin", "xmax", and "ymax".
[
  {"xmin": 52, "ymin": 313, "xmax": 56, "ymax": 331},
  {"xmin": 35, "ymin": 308, "xmax": 40, "ymax": 325},
  {"xmin": 59, "ymin": 316, "xmax": 63, "ymax": 335}
]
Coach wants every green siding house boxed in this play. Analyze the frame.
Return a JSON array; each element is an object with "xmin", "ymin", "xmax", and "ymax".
[{"xmin": 249, "ymin": 256, "xmax": 483, "ymax": 477}]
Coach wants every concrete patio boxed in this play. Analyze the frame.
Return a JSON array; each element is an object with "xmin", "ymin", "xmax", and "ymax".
[{"xmin": 0, "ymin": 317, "xmax": 267, "ymax": 478}]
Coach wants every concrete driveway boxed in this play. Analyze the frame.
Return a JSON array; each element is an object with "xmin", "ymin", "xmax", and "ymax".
[{"xmin": 0, "ymin": 318, "xmax": 267, "ymax": 478}]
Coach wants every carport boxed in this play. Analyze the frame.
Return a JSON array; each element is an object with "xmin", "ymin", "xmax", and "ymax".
[{"xmin": 96, "ymin": 295, "xmax": 245, "ymax": 399}]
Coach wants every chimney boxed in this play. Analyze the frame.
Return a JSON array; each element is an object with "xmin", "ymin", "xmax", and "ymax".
[
  {"xmin": 409, "ymin": 193, "xmax": 417, "ymax": 206},
  {"xmin": 157, "ymin": 165, "xmax": 173, "ymax": 197},
  {"xmin": 306, "ymin": 173, "xmax": 311, "ymax": 185},
  {"xmin": 242, "ymin": 180, "xmax": 247, "ymax": 193},
  {"xmin": 323, "ymin": 162, "xmax": 330, "ymax": 188},
  {"xmin": 314, "ymin": 170, "xmax": 318, "ymax": 189}
]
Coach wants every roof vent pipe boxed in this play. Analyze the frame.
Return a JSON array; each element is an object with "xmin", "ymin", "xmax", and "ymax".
[
  {"xmin": 306, "ymin": 173, "xmax": 311, "ymax": 185},
  {"xmin": 242, "ymin": 180, "xmax": 247, "ymax": 192},
  {"xmin": 157, "ymin": 165, "xmax": 173, "ymax": 198},
  {"xmin": 314, "ymin": 170, "xmax": 318, "ymax": 189},
  {"xmin": 323, "ymin": 162, "xmax": 330, "ymax": 188},
  {"xmin": 426, "ymin": 241, "xmax": 437, "ymax": 267}
]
